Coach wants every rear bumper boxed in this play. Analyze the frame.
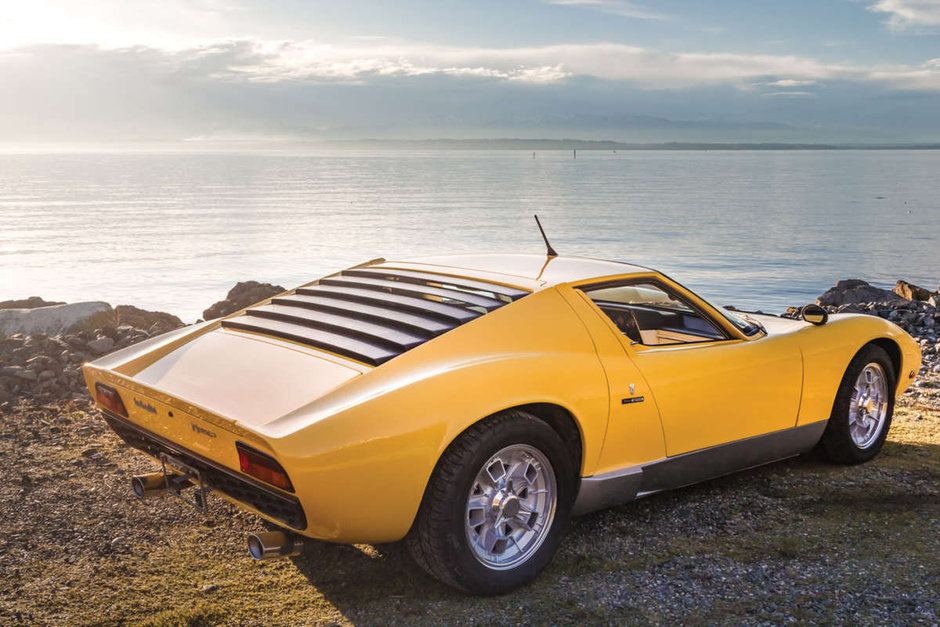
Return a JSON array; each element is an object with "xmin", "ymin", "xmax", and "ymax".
[{"xmin": 103, "ymin": 410, "xmax": 307, "ymax": 531}]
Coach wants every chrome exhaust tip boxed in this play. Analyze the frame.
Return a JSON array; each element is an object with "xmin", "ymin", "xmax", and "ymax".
[
  {"xmin": 131, "ymin": 472, "xmax": 168, "ymax": 499},
  {"xmin": 247, "ymin": 531, "xmax": 304, "ymax": 560}
]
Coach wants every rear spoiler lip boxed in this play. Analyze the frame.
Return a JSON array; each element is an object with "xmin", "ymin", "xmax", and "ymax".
[{"xmin": 85, "ymin": 363, "xmax": 261, "ymax": 441}]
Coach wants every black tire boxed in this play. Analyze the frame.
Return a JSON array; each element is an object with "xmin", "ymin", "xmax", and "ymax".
[
  {"xmin": 819, "ymin": 344, "xmax": 896, "ymax": 464},
  {"xmin": 406, "ymin": 409, "xmax": 577, "ymax": 595}
]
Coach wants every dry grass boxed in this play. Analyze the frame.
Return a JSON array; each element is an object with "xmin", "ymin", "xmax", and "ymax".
[{"xmin": 1, "ymin": 377, "xmax": 938, "ymax": 626}]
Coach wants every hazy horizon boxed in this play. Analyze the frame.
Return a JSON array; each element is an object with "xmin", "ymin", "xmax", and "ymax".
[{"xmin": 2, "ymin": 1, "xmax": 940, "ymax": 144}]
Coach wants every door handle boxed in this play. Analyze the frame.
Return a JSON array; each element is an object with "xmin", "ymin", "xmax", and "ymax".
[{"xmin": 622, "ymin": 383, "xmax": 644, "ymax": 404}]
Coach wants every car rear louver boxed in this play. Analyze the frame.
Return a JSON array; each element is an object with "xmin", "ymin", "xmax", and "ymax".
[{"xmin": 220, "ymin": 267, "xmax": 529, "ymax": 366}]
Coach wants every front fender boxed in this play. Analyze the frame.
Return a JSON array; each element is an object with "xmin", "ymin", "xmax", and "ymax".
[{"xmin": 796, "ymin": 313, "xmax": 921, "ymax": 426}]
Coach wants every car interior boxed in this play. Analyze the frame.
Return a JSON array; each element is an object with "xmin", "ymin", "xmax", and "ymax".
[{"xmin": 582, "ymin": 283, "xmax": 726, "ymax": 346}]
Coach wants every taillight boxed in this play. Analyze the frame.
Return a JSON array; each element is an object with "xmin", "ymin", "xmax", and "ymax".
[
  {"xmin": 236, "ymin": 443, "xmax": 293, "ymax": 492},
  {"xmin": 95, "ymin": 382, "xmax": 127, "ymax": 417}
]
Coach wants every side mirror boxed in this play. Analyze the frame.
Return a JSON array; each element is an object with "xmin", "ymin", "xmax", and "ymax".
[{"xmin": 801, "ymin": 304, "xmax": 829, "ymax": 326}]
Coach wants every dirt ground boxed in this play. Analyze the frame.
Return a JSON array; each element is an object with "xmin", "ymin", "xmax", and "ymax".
[{"xmin": 1, "ymin": 377, "xmax": 938, "ymax": 626}]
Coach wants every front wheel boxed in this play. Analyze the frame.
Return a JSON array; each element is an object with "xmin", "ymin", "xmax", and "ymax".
[
  {"xmin": 406, "ymin": 410, "xmax": 576, "ymax": 595},
  {"xmin": 819, "ymin": 344, "xmax": 896, "ymax": 464}
]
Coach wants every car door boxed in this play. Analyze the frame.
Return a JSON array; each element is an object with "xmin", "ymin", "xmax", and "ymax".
[{"xmin": 576, "ymin": 278, "xmax": 803, "ymax": 457}]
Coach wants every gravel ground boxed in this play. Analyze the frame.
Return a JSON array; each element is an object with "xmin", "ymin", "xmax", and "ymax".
[{"xmin": 0, "ymin": 373, "xmax": 937, "ymax": 626}]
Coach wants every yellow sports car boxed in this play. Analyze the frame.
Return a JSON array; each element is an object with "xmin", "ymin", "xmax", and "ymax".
[{"xmin": 84, "ymin": 253, "xmax": 921, "ymax": 594}]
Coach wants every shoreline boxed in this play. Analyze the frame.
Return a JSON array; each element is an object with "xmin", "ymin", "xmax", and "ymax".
[{"xmin": 1, "ymin": 277, "xmax": 937, "ymax": 410}]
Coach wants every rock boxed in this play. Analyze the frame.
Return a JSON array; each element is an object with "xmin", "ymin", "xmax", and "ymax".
[
  {"xmin": 202, "ymin": 281, "xmax": 285, "ymax": 320},
  {"xmin": 114, "ymin": 305, "xmax": 183, "ymax": 333},
  {"xmin": 816, "ymin": 280, "xmax": 904, "ymax": 307},
  {"xmin": 0, "ymin": 302, "xmax": 113, "ymax": 338},
  {"xmin": 11, "ymin": 367, "xmax": 37, "ymax": 381},
  {"xmin": 81, "ymin": 444, "xmax": 103, "ymax": 456},
  {"xmin": 836, "ymin": 304, "xmax": 864, "ymax": 314},
  {"xmin": 0, "ymin": 297, "xmax": 66, "ymax": 310},
  {"xmin": 199, "ymin": 584, "xmax": 221, "ymax": 593},
  {"xmin": 38, "ymin": 370, "xmax": 56, "ymax": 381},
  {"xmin": 894, "ymin": 280, "xmax": 933, "ymax": 302},
  {"xmin": 86, "ymin": 336, "xmax": 115, "ymax": 355}
]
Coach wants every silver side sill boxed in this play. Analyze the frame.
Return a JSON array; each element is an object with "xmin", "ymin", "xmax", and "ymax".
[{"xmin": 572, "ymin": 420, "xmax": 828, "ymax": 516}]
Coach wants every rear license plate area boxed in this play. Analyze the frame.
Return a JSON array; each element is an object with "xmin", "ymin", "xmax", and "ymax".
[{"xmin": 160, "ymin": 452, "xmax": 213, "ymax": 514}]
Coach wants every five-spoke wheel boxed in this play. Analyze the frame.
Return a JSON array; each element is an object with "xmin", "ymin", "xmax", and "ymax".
[
  {"xmin": 465, "ymin": 444, "xmax": 557, "ymax": 569},
  {"xmin": 848, "ymin": 363, "xmax": 889, "ymax": 449},
  {"xmin": 407, "ymin": 410, "xmax": 576, "ymax": 595},
  {"xmin": 820, "ymin": 344, "xmax": 896, "ymax": 464}
]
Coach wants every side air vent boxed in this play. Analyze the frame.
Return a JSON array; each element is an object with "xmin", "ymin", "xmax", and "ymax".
[{"xmin": 220, "ymin": 268, "xmax": 528, "ymax": 366}]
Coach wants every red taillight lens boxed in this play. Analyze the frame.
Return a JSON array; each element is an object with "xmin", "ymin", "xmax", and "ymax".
[
  {"xmin": 95, "ymin": 382, "xmax": 127, "ymax": 417},
  {"xmin": 236, "ymin": 443, "xmax": 293, "ymax": 492}
]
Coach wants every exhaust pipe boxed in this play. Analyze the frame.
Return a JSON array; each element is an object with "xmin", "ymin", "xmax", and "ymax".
[
  {"xmin": 247, "ymin": 531, "xmax": 304, "ymax": 560},
  {"xmin": 132, "ymin": 472, "xmax": 168, "ymax": 499}
]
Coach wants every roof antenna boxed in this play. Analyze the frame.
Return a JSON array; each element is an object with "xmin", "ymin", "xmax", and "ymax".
[{"xmin": 534, "ymin": 215, "xmax": 558, "ymax": 257}]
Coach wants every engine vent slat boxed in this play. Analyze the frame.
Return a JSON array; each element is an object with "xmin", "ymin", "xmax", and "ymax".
[
  {"xmin": 272, "ymin": 294, "xmax": 452, "ymax": 337},
  {"xmin": 222, "ymin": 317, "xmax": 398, "ymax": 366},
  {"xmin": 343, "ymin": 268, "xmax": 528, "ymax": 301},
  {"xmin": 320, "ymin": 275, "xmax": 504, "ymax": 311},
  {"xmin": 297, "ymin": 285, "xmax": 480, "ymax": 323},
  {"xmin": 246, "ymin": 304, "xmax": 426, "ymax": 350}
]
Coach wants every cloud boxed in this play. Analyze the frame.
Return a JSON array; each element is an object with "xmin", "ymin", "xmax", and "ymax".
[
  {"xmin": 543, "ymin": 0, "xmax": 669, "ymax": 20},
  {"xmin": 211, "ymin": 41, "xmax": 858, "ymax": 89},
  {"xmin": 5, "ymin": 39, "xmax": 940, "ymax": 94},
  {"xmin": 869, "ymin": 0, "xmax": 940, "ymax": 30},
  {"xmin": 762, "ymin": 91, "xmax": 815, "ymax": 97},
  {"xmin": 868, "ymin": 58, "xmax": 940, "ymax": 89},
  {"xmin": 2, "ymin": 41, "xmax": 940, "ymax": 144},
  {"xmin": 765, "ymin": 79, "xmax": 818, "ymax": 87},
  {"xmin": 176, "ymin": 40, "xmax": 940, "ymax": 93}
]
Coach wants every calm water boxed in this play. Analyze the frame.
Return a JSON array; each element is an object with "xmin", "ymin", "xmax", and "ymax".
[{"xmin": 1, "ymin": 149, "xmax": 938, "ymax": 322}]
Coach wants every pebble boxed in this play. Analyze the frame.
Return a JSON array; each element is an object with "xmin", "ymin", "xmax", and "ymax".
[{"xmin": 86, "ymin": 336, "xmax": 115, "ymax": 354}]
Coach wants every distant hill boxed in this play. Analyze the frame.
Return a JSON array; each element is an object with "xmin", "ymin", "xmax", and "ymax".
[{"xmin": 326, "ymin": 138, "xmax": 940, "ymax": 151}]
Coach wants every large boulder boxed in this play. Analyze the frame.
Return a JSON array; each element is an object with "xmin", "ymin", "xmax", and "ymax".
[
  {"xmin": 894, "ymin": 280, "xmax": 934, "ymax": 302},
  {"xmin": 816, "ymin": 280, "xmax": 905, "ymax": 307},
  {"xmin": 0, "ymin": 297, "xmax": 65, "ymax": 310},
  {"xmin": 202, "ymin": 281, "xmax": 285, "ymax": 320},
  {"xmin": 114, "ymin": 305, "xmax": 184, "ymax": 334},
  {"xmin": 0, "ymin": 302, "xmax": 113, "ymax": 337}
]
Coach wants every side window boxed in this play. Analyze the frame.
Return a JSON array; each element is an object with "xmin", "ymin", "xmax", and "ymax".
[{"xmin": 582, "ymin": 282, "xmax": 726, "ymax": 346}]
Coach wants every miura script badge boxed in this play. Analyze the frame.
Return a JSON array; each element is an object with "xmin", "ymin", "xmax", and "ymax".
[
  {"xmin": 133, "ymin": 398, "xmax": 156, "ymax": 414},
  {"xmin": 191, "ymin": 423, "xmax": 217, "ymax": 438}
]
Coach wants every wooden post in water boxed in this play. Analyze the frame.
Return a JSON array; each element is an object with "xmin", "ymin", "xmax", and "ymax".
[{"xmin": 573, "ymin": 149, "xmax": 577, "ymax": 159}]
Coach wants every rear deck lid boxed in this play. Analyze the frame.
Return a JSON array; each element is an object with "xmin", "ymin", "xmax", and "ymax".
[{"xmin": 133, "ymin": 330, "xmax": 361, "ymax": 428}]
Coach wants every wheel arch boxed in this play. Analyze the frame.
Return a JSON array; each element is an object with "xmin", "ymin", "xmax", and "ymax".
[
  {"xmin": 867, "ymin": 337, "xmax": 902, "ymax": 383},
  {"xmin": 438, "ymin": 402, "xmax": 585, "ymax": 478},
  {"xmin": 825, "ymin": 338, "xmax": 902, "ymax": 419},
  {"xmin": 512, "ymin": 402, "xmax": 584, "ymax": 476},
  {"xmin": 407, "ymin": 402, "xmax": 585, "ymax": 532}
]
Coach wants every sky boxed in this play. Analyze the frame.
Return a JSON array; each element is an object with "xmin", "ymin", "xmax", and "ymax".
[{"xmin": 1, "ymin": 0, "xmax": 939, "ymax": 143}]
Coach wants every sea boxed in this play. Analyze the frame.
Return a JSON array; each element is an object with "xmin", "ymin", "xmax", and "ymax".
[{"xmin": 1, "ymin": 148, "xmax": 938, "ymax": 322}]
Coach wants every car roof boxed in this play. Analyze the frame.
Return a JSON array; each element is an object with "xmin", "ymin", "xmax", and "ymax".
[{"xmin": 374, "ymin": 253, "xmax": 652, "ymax": 291}]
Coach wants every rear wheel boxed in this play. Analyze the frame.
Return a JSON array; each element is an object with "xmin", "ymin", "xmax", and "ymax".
[
  {"xmin": 406, "ymin": 410, "xmax": 576, "ymax": 595},
  {"xmin": 819, "ymin": 345, "xmax": 896, "ymax": 464}
]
